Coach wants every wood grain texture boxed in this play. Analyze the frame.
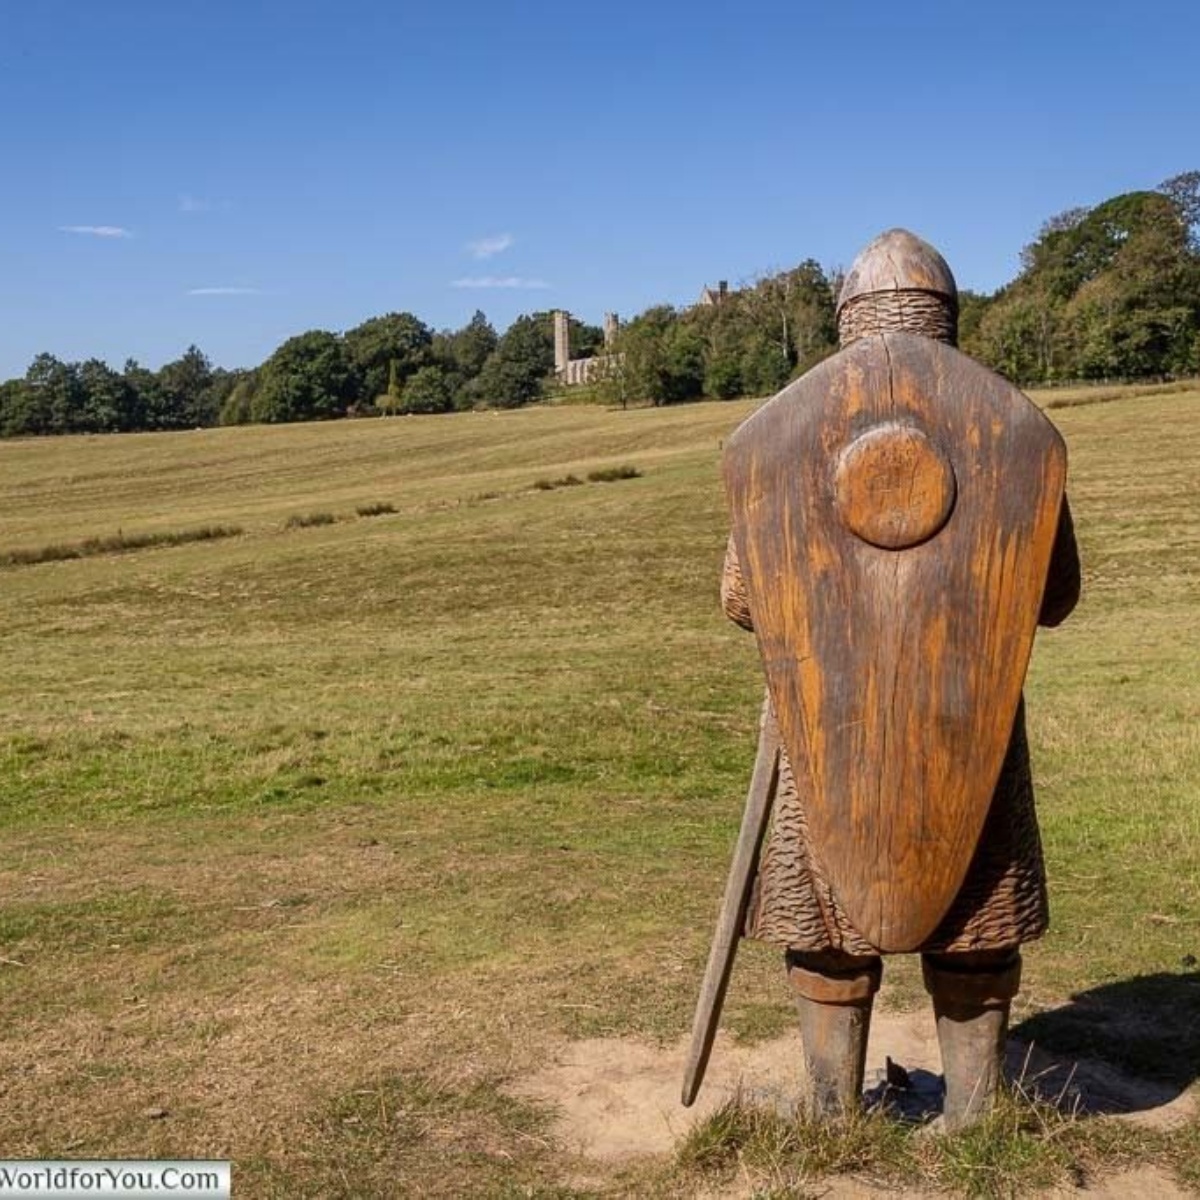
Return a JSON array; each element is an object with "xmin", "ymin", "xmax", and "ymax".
[
  {"xmin": 681, "ymin": 704, "xmax": 781, "ymax": 1106},
  {"xmin": 836, "ymin": 229, "xmax": 957, "ymax": 314},
  {"xmin": 723, "ymin": 331, "xmax": 1066, "ymax": 953},
  {"xmin": 834, "ymin": 423, "xmax": 956, "ymax": 549},
  {"xmin": 741, "ymin": 693, "xmax": 1050, "ymax": 954}
]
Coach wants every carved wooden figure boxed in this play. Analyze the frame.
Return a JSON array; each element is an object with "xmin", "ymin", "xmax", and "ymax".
[{"xmin": 683, "ymin": 230, "xmax": 1081, "ymax": 1129}]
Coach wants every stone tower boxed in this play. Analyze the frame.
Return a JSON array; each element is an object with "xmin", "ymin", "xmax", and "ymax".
[
  {"xmin": 603, "ymin": 312, "xmax": 619, "ymax": 348},
  {"xmin": 553, "ymin": 310, "xmax": 570, "ymax": 376}
]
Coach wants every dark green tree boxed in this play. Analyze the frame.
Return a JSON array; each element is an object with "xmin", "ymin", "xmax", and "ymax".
[
  {"xmin": 956, "ymin": 290, "xmax": 993, "ymax": 352},
  {"xmin": 204, "ymin": 367, "xmax": 244, "ymax": 425},
  {"xmin": 399, "ymin": 364, "xmax": 454, "ymax": 414},
  {"xmin": 688, "ymin": 298, "xmax": 746, "ymax": 399},
  {"xmin": 446, "ymin": 310, "xmax": 498, "ymax": 377},
  {"xmin": 968, "ymin": 189, "xmax": 1200, "ymax": 383},
  {"xmin": 569, "ymin": 319, "xmax": 605, "ymax": 360},
  {"xmin": 1159, "ymin": 171, "xmax": 1200, "ymax": 246},
  {"xmin": 251, "ymin": 331, "xmax": 357, "ymax": 423},
  {"xmin": 218, "ymin": 372, "xmax": 258, "ymax": 425},
  {"xmin": 344, "ymin": 312, "xmax": 431, "ymax": 405},
  {"xmin": 121, "ymin": 359, "xmax": 162, "ymax": 430},
  {"xmin": 614, "ymin": 306, "xmax": 707, "ymax": 405},
  {"xmin": 474, "ymin": 313, "xmax": 554, "ymax": 408},
  {"xmin": 24, "ymin": 354, "xmax": 82, "ymax": 434},
  {"xmin": 0, "ymin": 378, "xmax": 37, "ymax": 436},
  {"xmin": 158, "ymin": 345, "xmax": 216, "ymax": 428},
  {"xmin": 660, "ymin": 321, "xmax": 705, "ymax": 403},
  {"xmin": 784, "ymin": 259, "xmax": 838, "ymax": 373},
  {"xmin": 703, "ymin": 335, "xmax": 743, "ymax": 399},
  {"xmin": 429, "ymin": 310, "xmax": 499, "ymax": 410},
  {"xmin": 739, "ymin": 330, "xmax": 791, "ymax": 396},
  {"xmin": 77, "ymin": 359, "xmax": 133, "ymax": 432},
  {"xmin": 614, "ymin": 305, "xmax": 676, "ymax": 405}
]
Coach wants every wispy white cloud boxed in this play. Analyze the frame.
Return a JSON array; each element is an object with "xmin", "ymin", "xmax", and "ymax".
[
  {"xmin": 186, "ymin": 286, "xmax": 266, "ymax": 296},
  {"xmin": 179, "ymin": 194, "xmax": 231, "ymax": 214},
  {"xmin": 59, "ymin": 225, "xmax": 132, "ymax": 239},
  {"xmin": 451, "ymin": 275, "xmax": 550, "ymax": 290},
  {"xmin": 465, "ymin": 232, "xmax": 514, "ymax": 259}
]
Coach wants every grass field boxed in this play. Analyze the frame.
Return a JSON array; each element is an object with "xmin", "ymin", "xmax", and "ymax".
[{"xmin": 1, "ymin": 381, "xmax": 1198, "ymax": 1196}]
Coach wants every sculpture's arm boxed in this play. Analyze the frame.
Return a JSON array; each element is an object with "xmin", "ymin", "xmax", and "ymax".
[
  {"xmin": 1038, "ymin": 496, "xmax": 1081, "ymax": 628},
  {"xmin": 721, "ymin": 536, "xmax": 755, "ymax": 632}
]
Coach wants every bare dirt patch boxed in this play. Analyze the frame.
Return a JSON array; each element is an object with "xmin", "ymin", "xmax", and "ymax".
[{"xmin": 512, "ymin": 1004, "xmax": 1197, "ymax": 1193}]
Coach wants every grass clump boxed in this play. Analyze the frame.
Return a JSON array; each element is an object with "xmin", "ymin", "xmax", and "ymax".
[
  {"xmin": 531, "ymin": 474, "xmax": 584, "ymax": 491},
  {"xmin": 284, "ymin": 511, "xmax": 338, "ymax": 530},
  {"xmin": 1166, "ymin": 1119, "xmax": 1200, "ymax": 1190},
  {"xmin": 677, "ymin": 1096, "xmax": 917, "ymax": 1188},
  {"xmin": 673, "ymin": 1087, "xmax": 1170, "ymax": 1199},
  {"xmin": 932, "ymin": 1091, "xmax": 1077, "ymax": 1197},
  {"xmin": 586, "ymin": 464, "xmax": 641, "ymax": 482},
  {"xmin": 355, "ymin": 501, "xmax": 396, "ymax": 518},
  {"xmin": 0, "ymin": 524, "xmax": 242, "ymax": 568}
]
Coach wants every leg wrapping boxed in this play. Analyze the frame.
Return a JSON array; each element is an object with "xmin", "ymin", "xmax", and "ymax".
[
  {"xmin": 785, "ymin": 950, "xmax": 882, "ymax": 1116},
  {"xmin": 922, "ymin": 948, "xmax": 1021, "ymax": 1010},
  {"xmin": 787, "ymin": 949, "xmax": 883, "ymax": 1005},
  {"xmin": 923, "ymin": 948, "xmax": 1022, "ymax": 1131}
]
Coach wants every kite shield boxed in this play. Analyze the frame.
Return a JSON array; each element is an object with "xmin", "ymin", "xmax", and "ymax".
[{"xmin": 723, "ymin": 331, "xmax": 1066, "ymax": 952}]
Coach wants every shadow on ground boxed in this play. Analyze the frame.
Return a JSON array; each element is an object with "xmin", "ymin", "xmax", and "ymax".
[{"xmin": 1011, "ymin": 970, "xmax": 1200, "ymax": 1117}]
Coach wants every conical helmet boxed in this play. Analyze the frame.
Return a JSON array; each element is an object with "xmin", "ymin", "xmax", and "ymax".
[{"xmin": 836, "ymin": 229, "xmax": 958, "ymax": 315}]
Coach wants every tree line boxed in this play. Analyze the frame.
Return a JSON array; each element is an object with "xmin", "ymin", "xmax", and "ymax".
[
  {"xmin": 959, "ymin": 173, "xmax": 1200, "ymax": 384},
  {"xmin": 600, "ymin": 259, "xmax": 838, "ymax": 407},
  {"xmin": 2, "ymin": 172, "xmax": 1197, "ymax": 437},
  {"xmin": 604, "ymin": 171, "xmax": 1200, "ymax": 402},
  {"xmin": 0, "ymin": 310, "xmax": 593, "ymax": 437}
]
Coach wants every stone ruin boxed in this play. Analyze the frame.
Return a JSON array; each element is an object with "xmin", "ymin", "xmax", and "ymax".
[{"xmin": 554, "ymin": 310, "xmax": 621, "ymax": 386}]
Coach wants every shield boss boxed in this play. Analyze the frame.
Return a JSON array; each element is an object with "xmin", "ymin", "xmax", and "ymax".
[{"xmin": 834, "ymin": 424, "xmax": 956, "ymax": 550}]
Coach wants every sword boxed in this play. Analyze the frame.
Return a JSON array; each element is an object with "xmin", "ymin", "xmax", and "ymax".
[{"xmin": 681, "ymin": 701, "xmax": 781, "ymax": 1106}]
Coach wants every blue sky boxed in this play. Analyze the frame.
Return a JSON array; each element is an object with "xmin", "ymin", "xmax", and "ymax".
[{"xmin": 1, "ymin": 0, "xmax": 1197, "ymax": 379}]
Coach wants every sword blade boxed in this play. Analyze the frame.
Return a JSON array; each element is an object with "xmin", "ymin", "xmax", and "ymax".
[{"xmin": 680, "ymin": 704, "xmax": 781, "ymax": 1106}]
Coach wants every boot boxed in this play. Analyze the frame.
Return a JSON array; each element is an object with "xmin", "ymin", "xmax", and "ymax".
[
  {"xmin": 923, "ymin": 950, "xmax": 1022, "ymax": 1131},
  {"xmin": 787, "ymin": 950, "xmax": 882, "ymax": 1117}
]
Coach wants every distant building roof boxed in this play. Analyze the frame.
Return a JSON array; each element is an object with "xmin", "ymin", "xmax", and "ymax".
[{"xmin": 697, "ymin": 280, "xmax": 730, "ymax": 306}]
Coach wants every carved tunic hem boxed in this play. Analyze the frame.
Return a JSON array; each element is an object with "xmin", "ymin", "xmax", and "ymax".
[{"xmin": 722, "ymin": 537, "xmax": 1061, "ymax": 956}]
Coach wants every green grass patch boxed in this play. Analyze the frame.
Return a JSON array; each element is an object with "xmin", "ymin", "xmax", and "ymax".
[
  {"xmin": 670, "ymin": 1088, "xmax": 1176, "ymax": 1199},
  {"xmin": 677, "ymin": 1095, "xmax": 916, "ymax": 1180}
]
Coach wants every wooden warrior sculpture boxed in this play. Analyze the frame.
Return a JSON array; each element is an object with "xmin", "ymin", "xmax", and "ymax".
[{"xmin": 683, "ymin": 229, "xmax": 1081, "ymax": 1129}]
